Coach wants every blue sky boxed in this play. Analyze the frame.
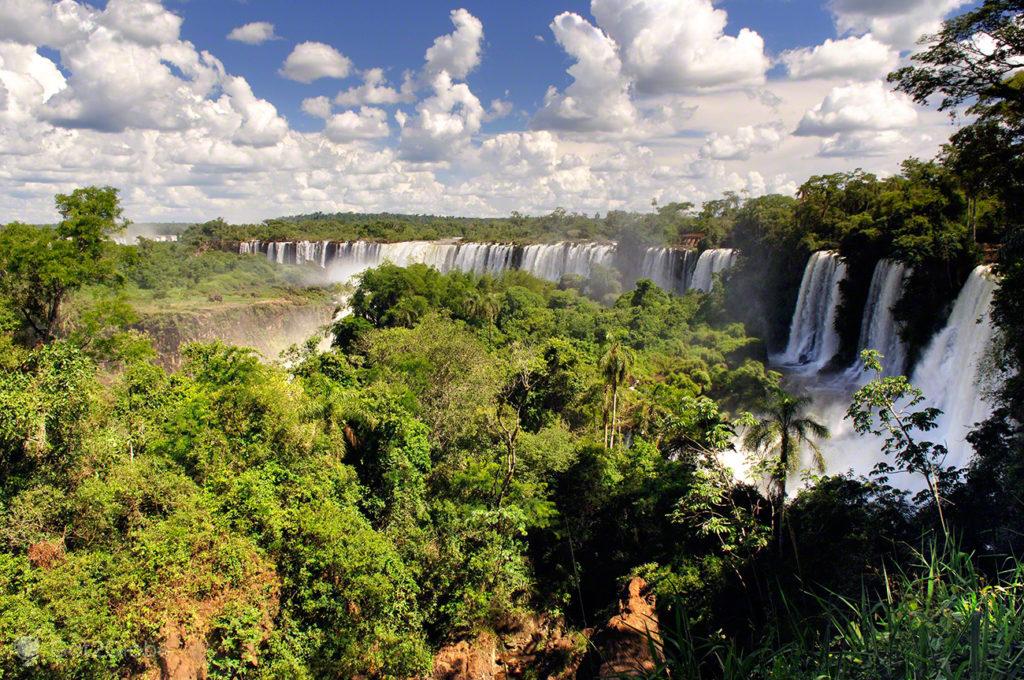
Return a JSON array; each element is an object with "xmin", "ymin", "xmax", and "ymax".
[
  {"xmin": 166, "ymin": 0, "xmax": 837, "ymax": 132},
  {"xmin": 0, "ymin": 0, "xmax": 973, "ymax": 222}
]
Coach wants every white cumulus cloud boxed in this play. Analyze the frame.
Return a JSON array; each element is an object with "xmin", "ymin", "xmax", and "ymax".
[
  {"xmin": 591, "ymin": 0, "xmax": 769, "ymax": 93},
  {"xmin": 830, "ymin": 0, "xmax": 971, "ymax": 50},
  {"xmin": 0, "ymin": 0, "xmax": 956, "ymax": 224},
  {"xmin": 701, "ymin": 122, "xmax": 785, "ymax": 161},
  {"xmin": 280, "ymin": 41, "xmax": 352, "ymax": 83},
  {"xmin": 531, "ymin": 12, "xmax": 636, "ymax": 133},
  {"xmin": 100, "ymin": 0, "xmax": 181, "ymax": 46},
  {"xmin": 0, "ymin": 0, "xmax": 93, "ymax": 48},
  {"xmin": 301, "ymin": 95, "xmax": 332, "ymax": 119},
  {"xmin": 335, "ymin": 68, "xmax": 414, "ymax": 106},
  {"xmin": 324, "ymin": 107, "xmax": 390, "ymax": 142},
  {"xmin": 782, "ymin": 35, "xmax": 898, "ymax": 81},
  {"xmin": 818, "ymin": 129, "xmax": 906, "ymax": 157},
  {"xmin": 227, "ymin": 21, "xmax": 277, "ymax": 45},
  {"xmin": 477, "ymin": 131, "xmax": 559, "ymax": 177},
  {"xmin": 0, "ymin": 42, "xmax": 66, "ymax": 123},
  {"xmin": 796, "ymin": 81, "xmax": 918, "ymax": 136},
  {"xmin": 423, "ymin": 8, "xmax": 483, "ymax": 80},
  {"xmin": 399, "ymin": 71, "xmax": 484, "ymax": 161}
]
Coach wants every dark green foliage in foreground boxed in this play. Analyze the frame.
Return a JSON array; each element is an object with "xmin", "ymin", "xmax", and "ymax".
[
  {"xmin": 0, "ymin": 202, "xmax": 1020, "ymax": 679},
  {"xmin": 647, "ymin": 543, "xmax": 1024, "ymax": 680}
]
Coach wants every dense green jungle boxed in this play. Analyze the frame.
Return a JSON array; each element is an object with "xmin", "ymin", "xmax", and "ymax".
[{"xmin": 1, "ymin": 2, "xmax": 1024, "ymax": 678}]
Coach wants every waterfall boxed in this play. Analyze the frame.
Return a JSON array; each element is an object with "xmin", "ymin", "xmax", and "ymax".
[
  {"xmin": 264, "ymin": 241, "xmax": 291, "ymax": 264},
  {"xmin": 689, "ymin": 248, "xmax": 737, "ymax": 293},
  {"xmin": 910, "ymin": 265, "xmax": 997, "ymax": 470},
  {"xmin": 847, "ymin": 259, "xmax": 909, "ymax": 379},
  {"xmin": 779, "ymin": 251, "xmax": 847, "ymax": 372},
  {"xmin": 450, "ymin": 243, "xmax": 516, "ymax": 275},
  {"xmin": 240, "ymin": 239, "xmax": 735, "ymax": 294},
  {"xmin": 799, "ymin": 264, "xmax": 998, "ymax": 489},
  {"xmin": 639, "ymin": 247, "xmax": 698, "ymax": 295},
  {"xmin": 519, "ymin": 242, "xmax": 614, "ymax": 281},
  {"xmin": 241, "ymin": 239, "xmax": 618, "ymax": 285}
]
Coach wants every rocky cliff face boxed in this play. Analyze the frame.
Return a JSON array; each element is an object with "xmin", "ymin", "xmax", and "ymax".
[
  {"xmin": 136, "ymin": 299, "xmax": 335, "ymax": 367},
  {"xmin": 430, "ymin": 577, "xmax": 663, "ymax": 680},
  {"xmin": 431, "ymin": 615, "xmax": 582, "ymax": 680}
]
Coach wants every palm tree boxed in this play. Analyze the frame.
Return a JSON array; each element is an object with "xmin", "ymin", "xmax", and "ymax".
[
  {"xmin": 468, "ymin": 292, "xmax": 500, "ymax": 346},
  {"xmin": 743, "ymin": 388, "xmax": 829, "ymax": 510},
  {"xmin": 600, "ymin": 341, "xmax": 633, "ymax": 448},
  {"xmin": 744, "ymin": 388, "xmax": 829, "ymax": 567}
]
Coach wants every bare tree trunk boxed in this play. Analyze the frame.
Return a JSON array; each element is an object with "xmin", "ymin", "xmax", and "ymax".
[
  {"xmin": 495, "ymin": 435, "xmax": 516, "ymax": 509},
  {"xmin": 603, "ymin": 401, "xmax": 609, "ymax": 448},
  {"xmin": 969, "ymin": 196, "xmax": 977, "ymax": 243},
  {"xmin": 610, "ymin": 387, "xmax": 618, "ymax": 448},
  {"xmin": 776, "ymin": 436, "xmax": 790, "ymax": 555},
  {"xmin": 494, "ymin": 408, "xmax": 520, "ymax": 509}
]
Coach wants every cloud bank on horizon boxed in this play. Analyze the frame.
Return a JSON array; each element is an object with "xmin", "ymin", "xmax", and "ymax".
[{"xmin": 0, "ymin": 0, "xmax": 970, "ymax": 223}]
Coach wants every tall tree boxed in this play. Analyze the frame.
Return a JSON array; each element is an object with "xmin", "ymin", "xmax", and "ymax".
[
  {"xmin": 0, "ymin": 187, "xmax": 125, "ymax": 342},
  {"xmin": 600, "ymin": 341, "xmax": 633, "ymax": 449},
  {"xmin": 890, "ymin": 0, "xmax": 1023, "ymax": 237},
  {"xmin": 847, "ymin": 350, "xmax": 954, "ymax": 535}
]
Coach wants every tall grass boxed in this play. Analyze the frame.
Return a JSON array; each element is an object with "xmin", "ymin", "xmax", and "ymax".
[{"xmin": 636, "ymin": 544, "xmax": 1024, "ymax": 679}]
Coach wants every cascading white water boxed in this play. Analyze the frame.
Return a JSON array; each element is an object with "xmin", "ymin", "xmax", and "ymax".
[
  {"xmin": 519, "ymin": 242, "xmax": 615, "ymax": 281},
  {"xmin": 449, "ymin": 243, "xmax": 516, "ymax": 275},
  {"xmin": 240, "ymin": 239, "xmax": 743, "ymax": 298},
  {"xmin": 639, "ymin": 247, "xmax": 698, "ymax": 295},
  {"xmin": 846, "ymin": 259, "xmax": 909, "ymax": 379},
  {"xmin": 779, "ymin": 251, "xmax": 847, "ymax": 372},
  {"xmin": 791, "ymin": 264, "xmax": 999, "ymax": 490},
  {"xmin": 689, "ymin": 248, "xmax": 737, "ymax": 293},
  {"xmin": 241, "ymin": 239, "xmax": 617, "ymax": 285},
  {"xmin": 265, "ymin": 241, "xmax": 291, "ymax": 265},
  {"xmin": 910, "ymin": 265, "xmax": 997, "ymax": 470}
]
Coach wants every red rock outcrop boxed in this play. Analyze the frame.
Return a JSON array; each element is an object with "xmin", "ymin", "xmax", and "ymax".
[
  {"xmin": 156, "ymin": 623, "xmax": 208, "ymax": 680},
  {"xmin": 576, "ymin": 577, "xmax": 663, "ymax": 678},
  {"xmin": 431, "ymin": 616, "xmax": 583, "ymax": 679},
  {"xmin": 434, "ymin": 633, "xmax": 499, "ymax": 680}
]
